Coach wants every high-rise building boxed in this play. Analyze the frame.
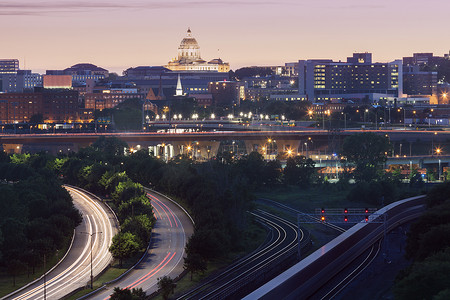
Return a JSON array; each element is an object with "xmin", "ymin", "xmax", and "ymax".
[
  {"xmin": 298, "ymin": 53, "xmax": 403, "ymax": 103},
  {"xmin": 0, "ymin": 59, "xmax": 19, "ymax": 74},
  {"xmin": 165, "ymin": 28, "xmax": 230, "ymax": 72},
  {"xmin": 403, "ymin": 65, "xmax": 437, "ymax": 96},
  {"xmin": 1, "ymin": 70, "xmax": 42, "ymax": 93},
  {"xmin": 403, "ymin": 53, "xmax": 444, "ymax": 66}
]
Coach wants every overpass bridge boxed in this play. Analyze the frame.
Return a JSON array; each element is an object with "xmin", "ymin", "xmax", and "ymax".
[{"xmin": 1, "ymin": 129, "xmax": 450, "ymax": 163}]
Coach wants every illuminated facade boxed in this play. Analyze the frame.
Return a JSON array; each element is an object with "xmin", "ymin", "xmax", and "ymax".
[
  {"xmin": 43, "ymin": 75, "xmax": 72, "ymax": 89},
  {"xmin": 298, "ymin": 53, "xmax": 403, "ymax": 102},
  {"xmin": 166, "ymin": 28, "xmax": 230, "ymax": 73}
]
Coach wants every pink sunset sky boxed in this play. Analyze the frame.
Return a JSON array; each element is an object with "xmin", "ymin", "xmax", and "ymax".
[{"xmin": 1, "ymin": 0, "xmax": 449, "ymax": 74}]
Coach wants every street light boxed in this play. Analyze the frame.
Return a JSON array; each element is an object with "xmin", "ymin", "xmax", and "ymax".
[
  {"xmin": 286, "ymin": 148, "xmax": 293, "ymax": 157},
  {"xmin": 81, "ymin": 231, "xmax": 102, "ymax": 289}
]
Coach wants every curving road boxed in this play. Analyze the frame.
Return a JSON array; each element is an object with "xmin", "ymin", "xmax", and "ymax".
[
  {"xmin": 90, "ymin": 189, "xmax": 194, "ymax": 300},
  {"xmin": 4, "ymin": 186, "xmax": 118, "ymax": 300}
]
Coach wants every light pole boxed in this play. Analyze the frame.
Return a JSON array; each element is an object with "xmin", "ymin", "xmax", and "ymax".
[
  {"xmin": 439, "ymin": 159, "xmax": 442, "ymax": 181},
  {"xmin": 388, "ymin": 105, "xmax": 391, "ymax": 125},
  {"xmin": 432, "ymin": 132, "xmax": 437, "ymax": 155},
  {"xmin": 81, "ymin": 231, "xmax": 102, "ymax": 289}
]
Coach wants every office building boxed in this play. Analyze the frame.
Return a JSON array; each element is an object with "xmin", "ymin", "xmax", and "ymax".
[
  {"xmin": 298, "ymin": 53, "xmax": 403, "ymax": 103},
  {"xmin": 269, "ymin": 63, "xmax": 298, "ymax": 77},
  {"xmin": 46, "ymin": 63, "xmax": 108, "ymax": 84},
  {"xmin": 403, "ymin": 65, "xmax": 437, "ymax": 96},
  {"xmin": 403, "ymin": 53, "xmax": 445, "ymax": 66},
  {"xmin": 1, "ymin": 70, "xmax": 42, "ymax": 93},
  {"xmin": 123, "ymin": 66, "xmax": 170, "ymax": 79},
  {"xmin": 0, "ymin": 89, "xmax": 79, "ymax": 124},
  {"xmin": 85, "ymin": 88, "xmax": 144, "ymax": 110},
  {"xmin": 43, "ymin": 75, "xmax": 72, "ymax": 89},
  {"xmin": 208, "ymin": 81, "xmax": 244, "ymax": 106},
  {"xmin": 0, "ymin": 59, "xmax": 19, "ymax": 74}
]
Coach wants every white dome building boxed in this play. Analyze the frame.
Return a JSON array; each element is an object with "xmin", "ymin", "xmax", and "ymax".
[{"xmin": 166, "ymin": 28, "xmax": 229, "ymax": 72}]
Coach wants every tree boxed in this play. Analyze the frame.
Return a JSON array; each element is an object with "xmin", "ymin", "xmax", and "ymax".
[
  {"xmin": 110, "ymin": 287, "xmax": 146, "ymax": 300},
  {"xmin": 111, "ymin": 98, "xmax": 143, "ymax": 131},
  {"xmin": 184, "ymin": 252, "xmax": 207, "ymax": 280},
  {"xmin": 283, "ymin": 155, "xmax": 316, "ymax": 186},
  {"xmin": 341, "ymin": 132, "xmax": 391, "ymax": 182},
  {"xmin": 112, "ymin": 180, "xmax": 144, "ymax": 206},
  {"xmin": 29, "ymin": 113, "xmax": 44, "ymax": 124},
  {"xmin": 394, "ymin": 250, "xmax": 450, "ymax": 300},
  {"xmin": 121, "ymin": 214, "xmax": 154, "ymax": 248},
  {"xmin": 109, "ymin": 232, "xmax": 140, "ymax": 267},
  {"xmin": 264, "ymin": 159, "xmax": 282, "ymax": 185},
  {"xmin": 157, "ymin": 276, "xmax": 176, "ymax": 300},
  {"xmin": 236, "ymin": 151, "xmax": 266, "ymax": 186},
  {"xmin": 91, "ymin": 136, "xmax": 128, "ymax": 162},
  {"xmin": 6, "ymin": 259, "xmax": 27, "ymax": 286}
]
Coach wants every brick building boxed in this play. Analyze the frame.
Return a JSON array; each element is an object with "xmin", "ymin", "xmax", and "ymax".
[{"xmin": 0, "ymin": 89, "xmax": 79, "ymax": 124}]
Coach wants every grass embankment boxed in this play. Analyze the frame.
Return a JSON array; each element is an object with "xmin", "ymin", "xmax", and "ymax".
[
  {"xmin": 0, "ymin": 239, "xmax": 71, "ymax": 298},
  {"xmin": 64, "ymin": 253, "xmax": 142, "ymax": 300}
]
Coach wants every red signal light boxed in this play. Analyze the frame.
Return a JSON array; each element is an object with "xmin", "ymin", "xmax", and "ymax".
[
  {"xmin": 344, "ymin": 216, "xmax": 348, "ymax": 222},
  {"xmin": 321, "ymin": 208, "xmax": 325, "ymax": 214},
  {"xmin": 344, "ymin": 208, "xmax": 348, "ymax": 214},
  {"xmin": 365, "ymin": 208, "xmax": 369, "ymax": 214},
  {"xmin": 365, "ymin": 216, "xmax": 369, "ymax": 222}
]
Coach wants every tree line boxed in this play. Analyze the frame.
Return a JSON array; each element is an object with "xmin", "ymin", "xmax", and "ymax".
[
  {"xmin": 393, "ymin": 183, "xmax": 450, "ymax": 299},
  {"xmin": 0, "ymin": 152, "xmax": 82, "ymax": 286}
]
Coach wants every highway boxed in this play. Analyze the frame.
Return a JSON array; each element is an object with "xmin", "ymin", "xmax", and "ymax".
[
  {"xmin": 4, "ymin": 186, "xmax": 118, "ymax": 300},
  {"xmin": 177, "ymin": 209, "xmax": 301, "ymax": 300},
  {"xmin": 90, "ymin": 189, "xmax": 194, "ymax": 300}
]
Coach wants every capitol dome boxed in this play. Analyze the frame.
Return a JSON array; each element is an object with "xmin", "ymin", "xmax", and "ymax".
[
  {"xmin": 166, "ymin": 28, "xmax": 229, "ymax": 73},
  {"xmin": 177, "ymin": 28, "xmax": 201, "ymax": 62},
  {"xmin": 179, "ymin": 29, "xmax": 200, "ymax": 49}
]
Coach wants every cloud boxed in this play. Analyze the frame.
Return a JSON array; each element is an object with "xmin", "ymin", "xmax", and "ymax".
[{"xmin": 0, "ymin": 1, "xmax": 297, "ymax": 16}]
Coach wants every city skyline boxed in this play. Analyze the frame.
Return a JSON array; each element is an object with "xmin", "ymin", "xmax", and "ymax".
[{"xmin": 1, "ymin": 0, "xmax": 449, "ymax": 74}]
